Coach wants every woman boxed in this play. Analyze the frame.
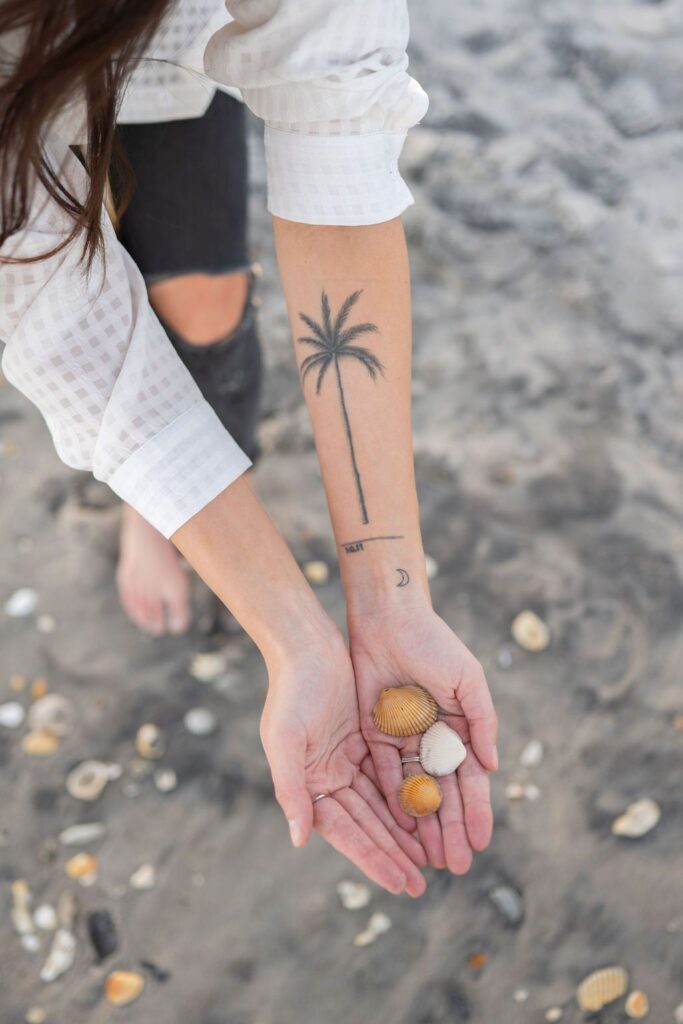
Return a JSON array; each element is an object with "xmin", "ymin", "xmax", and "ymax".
[{"xmin": 0, "ymin": 0, "xmax": 498, "ymax": 893}]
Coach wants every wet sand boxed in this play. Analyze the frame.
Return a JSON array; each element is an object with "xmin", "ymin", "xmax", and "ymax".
[{"xmin": 2, "ymin": 1, "xmax": 683, "ymax": 1021}]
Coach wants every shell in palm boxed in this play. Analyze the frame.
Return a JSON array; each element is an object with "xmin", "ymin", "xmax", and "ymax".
[
  {"xmin": 373, "ymin": 685, "xmax": 438, "ymax": 737},
  {"xmin": 419, "ymin": 721, "xmax": 467, "ymax": 776},
  {"xmin": 576, "ymin": 966, "xmax": 629, "ymax": 1012},
  {"xmin": 398, "ymin": 774, "xmax": 443, "ymax": 817}
]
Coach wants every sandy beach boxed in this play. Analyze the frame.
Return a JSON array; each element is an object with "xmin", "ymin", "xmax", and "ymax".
[{"xmin": 1, "ymin": 1, "xmax": 683, "ymax": 1021}]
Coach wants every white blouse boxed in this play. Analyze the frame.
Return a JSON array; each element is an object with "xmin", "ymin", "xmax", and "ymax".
[{"xmin": 0, "ymin": 1, "xmax": 428, "ymax": 538}]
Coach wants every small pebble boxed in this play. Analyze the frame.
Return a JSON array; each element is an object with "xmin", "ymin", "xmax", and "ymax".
[
  {"xmin": 674, "ymin": 1001, "xmax": 683, "ymax": 1024},
  {"xmin": 36, "ymin": 615, "xmax": 56, "ymax": 634},
  {"xmin": 190, "ymin": 651, "xmax": 227, "ymax": 683},
  {"xmin": 467, "ymin": 952, "xmax": 488, "ymax": 971},
  {"xmin": 34, "ymin": 905, "xmax": 58, "ymax": 931},
  {"xmin": 424, "ymin": 554, "xmax": 439, "ymax": 580},
  {"xmin": 303, "ymin": 560, "xmax": 329, "ymax": 586},
  {"xmin": 511, "ymin": 610, "xmax": 550, "ymax": 652},
  {"xmin": 520, "ymin": 739, "xmax": 544, "ymax": 768},
  {"xmin": 30, "ymin": 678, "xmax": 48, "ymax": 700},
  {"xmin": 25, "ymin": 1009, "xmax": 47, "ymax": 1024},
  {"xmin": 104, "ymin": 970, "xmax": 145, "ymax": 1007},
  {"xmin": 513, "ymin": 989, "xmax": 530, "ymax": 1003},
  {"xmin": 337, "ymin": 880, "xmax": 371, "ymax": 910},
  {"xmin": 154, "ymin": 768, "xmax": 178, "ymax": 793},
  {"xmin": 625, "ymin": 991, "xmax": 649, "ymax": 1019},
  {"xmin": 22, "ymin": 730, "xmax": 59, "ymax": 756},
  {"xmin": 353, "ymin": 912, "xmax": 392, "ymax": 947},
  {"xmin": 87, "ymin": 909, "xmax": 119, "ymax": 961},
  {"xmin": 489, "ymin": 885, "xmax": 524, "ymax": 926},
  {"xmin": 135, "ymin": 723, "xmax": 165, "ymax": 760},
  {"xmin": 544, "ymin": 1009, "xmax": 563, "ymax": 1022},
  {"xmin": 0, "ymin": 701, "xmax": 26, "ymax": 728},
  {"xmin": 611, "ymin": 798, "xmax": 660, "ymax": 838},
  {"xmin": 4, "ymin": 587, "xmax": 38, "ymax": 617},
  {"xmin": 183, "ymin": 707, "xmax": 217, "ymax": 736},
  {"xmin": 505, "ymin": 782, "xmax": 540, "ymax": 801},
  {"xmin": 497, "ymin": 645, "xmax": 513, "ymax": 669},
  {"xmin": 58, "ymin": 823, "xmax": 106, "ymax": 846},
  {"xmin": 130, "ymin": 863, "xmax": 156, "ymax": 891}
]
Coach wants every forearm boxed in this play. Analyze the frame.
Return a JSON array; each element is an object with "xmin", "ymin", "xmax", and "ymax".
[
  {"xmin": 273, "ymin": 216, "xmax": 430, "ymax": 620},
  {"xmin": 172, "ymin": 475, "xmax": 338, "ymax": 669}
]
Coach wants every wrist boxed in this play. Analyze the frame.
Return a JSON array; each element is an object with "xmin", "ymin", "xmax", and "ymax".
[
  {"xmin": 341, "ymin": 532, "xmax": 432, "ymax": 624},
  {"xmin": 258, "ymin": 595, "xmax": 343, "ymax": 677}
]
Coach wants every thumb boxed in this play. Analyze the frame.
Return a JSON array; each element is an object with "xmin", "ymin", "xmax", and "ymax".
[{"xmin": 266, "ymin": 731, "xmax": 314, "ymax": 848}]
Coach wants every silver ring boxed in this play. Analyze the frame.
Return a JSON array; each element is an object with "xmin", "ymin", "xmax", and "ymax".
[
  {"xmin": 312, "ymin": 793, "xmax": 329, "ymax": 804},
  {"xmin": 400, "ymin": 756, "xmax": 421, "ymax": 765}
]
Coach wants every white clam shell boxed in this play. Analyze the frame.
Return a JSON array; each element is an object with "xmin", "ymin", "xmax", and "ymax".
[{"xmin": 419, "ymin": 722, "xmax": 466, "ymax": 776}]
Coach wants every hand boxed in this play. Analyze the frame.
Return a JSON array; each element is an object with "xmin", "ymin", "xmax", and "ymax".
[
  {"xmin": 349, "ymin": 601, "xmax": 498, "ymax": 875},
  {"xmin": 260, "ymin": 625, "xmax": 427, "ymax": 896}
]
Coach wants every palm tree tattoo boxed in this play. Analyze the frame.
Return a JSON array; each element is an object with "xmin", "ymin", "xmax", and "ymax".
[{"xmin": 297, "ymin": 290, "xmax": 382, "ymax": 525}]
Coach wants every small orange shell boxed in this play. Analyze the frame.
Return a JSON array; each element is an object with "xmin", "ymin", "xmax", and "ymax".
[
  {"xmin": 104, "ymin": 970, "xmax": 145, "ymax": 1007},
  {"xmin": 398, "ymin": 774, "xmax": 442, "ymax": 817},
  {"xmin": 373, "ymin": 685, "xmax": 438, "ymax": 737},
  {"xmin": 577, "ymin": 966, "xmax": 629, "ymax": 1012}
]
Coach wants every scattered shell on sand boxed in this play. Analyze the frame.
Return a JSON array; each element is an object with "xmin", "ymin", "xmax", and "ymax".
[
  {"xmin": 497, "ymin": 645, "xmax": 514, "ymax": 669},
  {"xmin": 611, "ymin": 798, "xmax": 660, "ymax": 838},
  {"xmin": 40, "ymin": 928, "xmax": 76, "ymax": 983},
  {"xmin": 11, "ymin": 880, "xmax": 39, "ymax": 951},
  {"xmin": 303, "ymin": 560, "xmax": 329, "ymax": 586},
  {"xmin": 9, "ymin": 674, "xmax": 27, "ymax": 692},
  {"xmin": 674, "ymin": 714, "xmax": 683, "ymax": 731},
  {"xmin": 183, "ymin": 707, "xmax": 217, "ymax": 736},
  {"xmin": 30, "ymin": 678, "xmax": 48, "ymax": 700},
  {"xmin": 373, "ymin": 685, "xmax": 438, "ymax": 737},
  {"xmin": 64, "ymin": 852, "xmax": 98, "ymax": 886},
  {"xmin": 130, "ymin": 863, "xmax": 156, "ymax": 891},
  {"xmin": 353, "ymin": 912, "xmax": 392, "ymax": 947},
  {"xmin": 0, "ymin": 701, "xmax": 26, "ymax": 728},
  {"xmin": 511, "ymin": 610, "xmax": 550, "ymax": 652},
  {"xmin": 505, "ymin": 782, "xmax": 540, "ymax": 801},
  {"xmin": 4, "ymin": 587, "xmax": 38, "ymax": 617},
  {"xmin": 419, "ymin": 721, "xmax": 466, "ymax": 776},
  {"xmin": 467, "ymin": 952, "xmax": 488, "ymax": 971},
  {"xmin": 34, "ymin": 904, "xmax": 58, "ymax": 931},
  {"xmin": 22, "ymin": 730, "xmax": 59, "ymax": 756},
  {"xmin": 58, "ymin": 822, "xmax": 106, "ymax": 846},
  {"xmin": 520, "ymin": 739, "xmax": 544, "ymax": 768},
  {"xmin": 36, "ymin": 614, "xmax": 56, "ymax": 634},
  {"xmin": 398, "ymin": 774, "xmax": 443, "ymax": 817},
  {"xmin": 135, "ymin": 723, "xmax": 165, "ymax": 760},
  {"xmin": 576, "ymin": 966, "xmax": 629, "ymax": 1012},
  {"xmin": 424, "ymin": 554, "xmax": 439, "ymax": 580},
  {"xmin": 87, "ymin": 909, "xmax": 119, "ymax": 961},
  {"xmin": 544, "ymin": 1009, "xmax": 564, "ymax": 1022},
  {"xmin": 154, "ymin": 768, "xmax": 177, "ymax": 793},
  {"xmin": 28, "ymin": 694, "xmax": 75, "ymax": 738},
  {"xmin": 489, "ymin": 885, "xmax": 524, "ymax": 926},
  {"xmin": 674, "ymin": 1001, "xmax": 683, "ymax": 1024},
  {"xmin": 625, "ymin": 990, "xmax": 649, "ymax": 1019},
  {"xmin": 337, "ymin": 880, "xmax": 371, "ymax": 910},
  {"xmin": 66, "ymin": 760, "xmax": 118, "ymax": 801},
  {"xmin": 104, "ymin": 970, "xmax": 145, "ymax": 1007},
  {"xmin": 513, "ymin": 989, "xmax": 530, "ymax": 1003},
  {"xmin": 190, "ymin": 651, "xmax": 227, "ymax": 683},
  {"xmin": 25, "ymin": 1008, "xmax": 47, "ymax": 1024}
]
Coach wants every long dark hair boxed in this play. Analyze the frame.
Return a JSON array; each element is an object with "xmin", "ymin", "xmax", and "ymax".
[{"xmin": 0, "ymin": 0, "xmax": 173, "ymax": 266}]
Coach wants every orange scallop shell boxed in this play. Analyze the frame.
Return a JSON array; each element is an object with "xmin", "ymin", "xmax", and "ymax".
[
  {"xmin": 576, "ymin": 967, "xmax": 629, "ymax": 1012},
  {"xmin": 372, "ymin": 685, "xmax": 438, "ymax": 737},
  {"xmin": 104, "ymin": 970, "xmax": 145, "ymax": 1007},
  {"xmin": 398, "ymin": 774, "xmax": 443, "ymax": 817}
]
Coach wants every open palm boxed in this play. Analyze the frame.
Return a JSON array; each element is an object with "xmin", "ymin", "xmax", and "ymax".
[{"xmin": 260, "ymin": 633, "xmax": 427, "ymax": 896}]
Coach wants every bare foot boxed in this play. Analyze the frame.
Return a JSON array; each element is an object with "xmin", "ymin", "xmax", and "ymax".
[{"xmin": 116, "ymin": 505, "xmax": 192, "ymax": 636}]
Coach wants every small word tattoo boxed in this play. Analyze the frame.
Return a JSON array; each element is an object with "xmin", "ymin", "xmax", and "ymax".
[
  {"xmin": 341, "ymin": 533, "xmax": 405, "ymax": 555},
  {"xmin": 297, "ymin": 290, "xmax": 383, "ymax": 526},
  {"xmin": 396, "ymin": 568, "xmax": 410, "ymax": 587}
]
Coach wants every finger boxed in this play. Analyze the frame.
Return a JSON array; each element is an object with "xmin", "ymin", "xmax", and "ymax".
[
  {"xmin": 369, "ymin": 741, "xmax": 418, "ymax": 833},
  {"xmin": 457, "ymin": 746, "xmax": 493, "ymax": 852},
  {"xmin": 337, "ymin": 786, "xmax": 426, "ymax": 898},
  {"xmin": 353, "ymin": 772, "xmax": 428, "ymax": 872},
  {"xmin": 263, "ymin": 730, "xmax": 313, "ymax": 848},
  {"xmin": 314, "ymin": 797, "xmax": 407, "ymax": 895},
  {"xmin": 456, "ymin": 663, "xmax": 498, "ymax": 772},
  {"xmin": 438, "ymin": 770, "xmax": 473, "ymax": 875},
  {"xmin": 401, "ymin": 760, "xmax": 446, "ymax": 870}
]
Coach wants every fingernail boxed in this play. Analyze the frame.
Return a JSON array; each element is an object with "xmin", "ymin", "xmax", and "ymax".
[
  {"xmin": 492, "ymin": 746, "xmax": 499, "ymax": 771},
  {"xmin": 288, "ymin": 819, "xmax": 302, "ymax": 848}
]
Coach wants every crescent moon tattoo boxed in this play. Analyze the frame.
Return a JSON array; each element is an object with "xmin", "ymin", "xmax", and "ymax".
[{"xmin": 396, "ymin": 568, "xmax": 410, "ymax": 587}]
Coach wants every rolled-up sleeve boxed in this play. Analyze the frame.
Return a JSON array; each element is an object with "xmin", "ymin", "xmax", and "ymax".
[
  {"xmin": 0, "ymin": 137, "xmax": 251, "ymax": 538},
  {"xmin": 204, "ymin": 0, "xmax": 429, "ymax": 225}
]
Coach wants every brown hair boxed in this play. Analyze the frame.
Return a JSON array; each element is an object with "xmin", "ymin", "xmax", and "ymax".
[{"xmin": 0, "ymin": 0, "xmax": 172, "ymax": 266}]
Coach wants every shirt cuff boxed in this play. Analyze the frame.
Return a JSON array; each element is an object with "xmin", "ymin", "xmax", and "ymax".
[
  {"xmin": 264, "ymin": 127, "xmax": 415, "ymax": 226},
  {"xmin": 104, "ymin": 402, "xmax": 252, "ymax": 538}
]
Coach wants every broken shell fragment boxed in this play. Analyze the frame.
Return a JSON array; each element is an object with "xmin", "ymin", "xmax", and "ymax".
[
  {"xmin": 154, "ymin": 768, "xmax": 177, "ymax": 793},
  {"xmin": 337, "ymin": 880, "xmax": 371, "ymax": 910},
  {"xmin": 611, "ymin": 798, "xmax": 660, "ymax": 838},
  {"xmin": 104, "ymin": 970, "xmax": 145, "ymax": 1007},
  {"xmin": 30, "ymin": 678, "xmax": 49, "ymax": 700},
  {"xmin": 576, "ymin": 966, "xmax": 629, "ymax": 1012},
  {"xmin": 511, "ymin": 610, "xmax": 550, "ymax": 652},
  {"xmin": 190, "ymin": 650, "xmax": 228, "ymax": 682},
  {"xmin": 419, "ymin": 721, "xmax": 466, "ymax": 776},
  {"xmin": 22, "ymin": 730, "xmax": 59, "ymax": 756},
  {"xmin": 353, "ymin": 911, "xmax": 392, "ymax": 947},
  {"xmin": 183, "ymin": 707, "xmax": 217, "ymax": 736},
  {"xmin": 40, "ymin": 928, "xmax": 76, "ymax": 983},
  {"xmin": 11, "ymin": 880, "xmax": 39, "ymax": 951},
  {"xmin": 373, "ymin": 685, "xmax": 438, "ymax": 737},
  {"xmin": 58, "ymin": 822, "xmax": 106, "ymax": 846},
  {"xmin": 303, "ymin": 560, "xmax": 329, "ymax": 586},
  {"xmin": 130, "ymin": 863, "xmax": 156, "ymax": 891},
  {"xmin": 398, "ymin": 774, "xmax": 443, "ymax": 817},
  {"xmin": 28, "ymin": 694, "xmax": 75, "ymax": 737},
  {"xmin": 34, "ymin": 904, "xmax": 58, "ymax": 931},
  {"xmin": 544, "ymin": 1009, "xmax": 564, "ymax": 1022},
  {"xmin": 66, "ymin": 760, "xmax": 117, "ymax": 801},
  {"xmin": 135, "ymin": 723, "xmax": 165, "ymax": 760},
  {"xmin": 64, "ymin": 852, "xmax": 98, "ymax": 886},
  {"xmin": 4, "ymin": 587, "xmax": 38, "ymax": 617},
  {"xmin": 520, "ymin": 739, "xmax": 544, "ymax": 768},
  {"xmin": 25, "ymin": 1008, "xmax": 47, "ymax": 1024},
  {"xmin": 625, "ymin": 991, "xmax": 649, "ymax": 1019},
  {"xmin": 0, "ymin": 701, "xmax": 25, "ymax": 728}
]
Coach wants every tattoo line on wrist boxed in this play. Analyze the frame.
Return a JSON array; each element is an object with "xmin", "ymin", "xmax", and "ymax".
[
  {"xmin": 340, "ymin": 533, "xmax": 405, "ymax": 554},
  {"xmin": 297, "ymin": 290, "xmax": 382, "ymax": 526}
]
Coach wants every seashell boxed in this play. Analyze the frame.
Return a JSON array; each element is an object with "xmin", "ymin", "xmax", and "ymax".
[
  {"xmin": 674, "ymin": 1001, "xmax": 683, "ymax": 1024},
  {"xmin": 25, "ymin": 1008, "xmax": 47, "ymax": 1024},
  {"xmin": 373, "ymin": 685, "xmax": 438, "ymax": 737},
  {"xmin": 154, "ymin": 768, "xmax": 177, "ymax": 793},
  {"xmin": 398, "ymin": 774, "xmax": 443, "ymax": 817},
  {"xmin": 40, "ymin": 928, "xmax": 76, "ymax": 982},
  {"xmin": 337, "ymin": 880, "xmax": 371, "ymax": 910},
  {"xmin": 36, "ymin": 614, "xmax": 56, "ymax": 634},
  {"xmin": 625, "ymin": 991, "xmax": 649, "ymax": 1019},
  {"xmin": 34, "ymin": 904, "xmax": 58, "ymax": 931},
  {"xmin": 64, "ymin": 852, "xmax": 98, "ymax": 886},
  {"xmin": 303, "ymin": 560, "xmax": 329, "ymax": 586},
  {"xmin": 130, "ymin": 863, "xmax": 156, "ymax": 891},
  {"xmin": 513, "ymin": 989, "xmax": 529, "ymax": 1004},
  {"xmin": 612, "ymin": 798, "xmax": 660, "ymax": 838},
  {"xmin": 576, "ymin": 966, "xmax": 629, "ymax": 1012},
  {"xmin": 520, "ymin": 739, "xmax": 544, "ymax": 768},
  {"xmin": 505, "ymin": 782, "xmax": 540, "ymax": 801},
  {"xmin": 58, "ymin": 822, "xmax": 106, "ymax": 846},
  {"xmin": 511, "ymin": 610, "xmax": 550, "ymax": 652},
  {"xmin": 544, "ymin": 1009, "xmax": 563, "ymax": 1022},
  {"xmin": 104, "ymin": 970, "xmax": 145, "ymax": 1007},
  {"xmin": 183, "ymin": 707, "xmax": 217, "ymax": 736},
  {"xmin": 424, "ymin": 554, "xmax": 439, "ymax": 580},
  {"xmin": 28, "ymin": 694, "xmax": 75, "ymax": 737},
  {"xmin": 30, "ymin": 677, "xmax": 48, "ymax": 700},
  {"xmin": 87, "ymin": 909, "xmax": 119, "ymax": 961},
  {"xmin": 419, "ymin": 721, "xmax": 466, "ymax": 776},
  {"xmin": 489, "ymin": 885, "xmax": 524, "ymax": 926},
  {"xmin": 66, "ymin": 760, "xmax": 115, "ymax": 801},
  {"xmin": 135, "ymin": 723, "xmax": 165, "ymax": 760},
  {"xmin": 467, "ymin": 952, "xmax": 487, "ymax": 971},
  {"xmin": 190, "ymin": 651, "xmax": 227, "ymax": 682},
  {"xmin": 11, "ymin": 880, "xmax": 37, "ymax": 942},
  {"xmin": 22, "ymin": 730, "xmax": 59, "ymax": 756},
  {"xmin": 4, "ymin": 587, "xmax": 38, "ymax": 617},
  {"xmin": 353, "ymin": 911, "xmax": 392, "ymax": 947},
  {"xmin": 9, "ymin": 674, "xmax": 27, "ymax": 692},
  {"xmin": 0, "ymin": 701, "xmax": 26, "ymax": 728}
]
